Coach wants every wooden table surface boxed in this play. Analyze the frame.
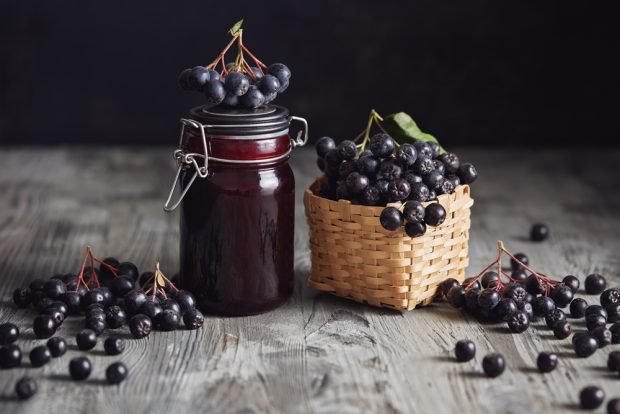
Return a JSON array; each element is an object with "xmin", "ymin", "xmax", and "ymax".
[{"xmin": 0, "ymin": 147, "xmax": 619, "ymax": 414}]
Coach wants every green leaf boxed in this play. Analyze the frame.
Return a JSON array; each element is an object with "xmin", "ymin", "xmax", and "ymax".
[
  {"xmin": 382, "ymin": 112, "xmax": 445, "ymax": 153},
  {"xmin": 229, "ymin": 19, "xmax": 244, "ymax": 36}
]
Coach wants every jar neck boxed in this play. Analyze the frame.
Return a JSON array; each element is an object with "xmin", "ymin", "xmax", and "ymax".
[{"xmin": 182, "ymin": 130, "xmax": 292, "ymax": 164}]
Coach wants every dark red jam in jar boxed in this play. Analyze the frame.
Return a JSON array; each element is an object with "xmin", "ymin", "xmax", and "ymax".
[{"xmin": 164, "ymin": 105, "xmax": 307, "ymax": 316}]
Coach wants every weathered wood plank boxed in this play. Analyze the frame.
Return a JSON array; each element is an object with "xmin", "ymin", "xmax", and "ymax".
[{"xmin": 0, "ymin": 147, "xmax": 618, "ymax": 414}]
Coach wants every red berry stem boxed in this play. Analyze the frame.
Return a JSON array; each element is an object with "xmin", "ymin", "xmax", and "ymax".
[{"xmin": 73, "ymin": 246, "xmax": 118, "ymax": 291}]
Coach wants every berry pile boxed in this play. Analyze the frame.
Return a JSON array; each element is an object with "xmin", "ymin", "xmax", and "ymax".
[
  {"xmin": 178, "ymin": 20, "xmax": 290, "ymax": 109},
  {"xmin": 1, "ymin": 246, "xmax": 204, "ymax": 399},
  {"xmin": 314, "ymin": 110, "xmax": 478, "ymax": 238}
]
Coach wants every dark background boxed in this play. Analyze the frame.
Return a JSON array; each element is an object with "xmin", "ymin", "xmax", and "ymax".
[{"xmin": 1, "ymin": 1, "xmax": 619, "ymax": 147}]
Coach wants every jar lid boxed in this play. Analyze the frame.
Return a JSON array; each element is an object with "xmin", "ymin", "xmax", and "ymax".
[{"xmin": 188, "ymin": 104, "xmax": 290, "ymax": 136}]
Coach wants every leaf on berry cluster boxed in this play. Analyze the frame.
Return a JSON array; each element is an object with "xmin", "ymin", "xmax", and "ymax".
[
  {"xmin": 229, "ymin": 19, "xmax": 244, "ymax": 36},
  {"xmin": 382, "ymin": 112, "xmax": 445, "ymax": 153}
]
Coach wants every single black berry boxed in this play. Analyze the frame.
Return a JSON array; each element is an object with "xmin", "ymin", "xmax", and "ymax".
[
  {"xmin": 562, "ymin": 275, "xmax": 580, "ymax": 293},
  {"xmin": 504, "ymin": 284, "xmax": 528, "ymax": 303},
  {"xmin": 316, "ymin": 137, "xmax": 336, "ymax": 158},
  {"xmin": 510, "ymin": 253, "xmax": 529, "ymax": 271},
  {"xmin": 532, "ymin": 296, "xmax": 556, "ymax": 318},
  {"xmin": 601, "ymin": 288, "xmax": 620, "ymax": 308},
  {"xmin": 46, "ymin": 337, "xmax": 67, "ymax": 358},
  {"xmin": 76, "ymin": 329, "xmax": 97, "ymax": 351},
  {"xmin": 15, "ymin": 377, "xmax": 37, "ymax": 399},
  {"xmin": 482, "ymin": 353, "xmax": 505, "ymax": 377},
  {"xmin": 380, "ymin": 207, "xmax": 404, "ymax": 231},
  {"xmin": 33, "ymin": 315, "xmax": 56, "ymax": 339},
  {"xmin": 478, "ymin": 289, "xmax": 501, "ymax": 310},
  {"xmin": 129, "ymin": 314, "xmax": 153, "ymax": 339},
  {"xmin": 0, "ymin": 323, "xmax": 19, "ymax": 346},
  {"xmin": 481, "ymin": 271, "xmax": 499, "ymax": 289},
  {"xmin": 607, "ymin": 303, "xmax": 620, "ymax": 324},
  {"xmin": 394, "ymin": 143, "xmax": 417, "ymax": 167},
  {"xmin": 574, "ymin": 333, "xmax": 598, "ymax": 358},
  {"xmin": 454, "ymin": 340, "xmax": 476, "ymax": 362},
  {"xmin": 457, "ymin": 163, "xmax": 477, "ymax": 184},
  {"xmin": 69, "ymin": 357, "xmax": 92, "ymax": 381},
  {"xmin": 369, "ymin": 133, "xmax": 396, "ymax": 158},
  {"xmin": 545, "ymin": 309, "xmax": 567, "ymax": 329},
  {"xmin": 586, "ymin": 313, "xmax": 607, "ymax": 331},
  {"xmin": 124, "ymin": 290, "xmax": 147, "ymax": 315},
  {"xmin": 570, "ymin": 298, "xmax": 588, "ymax": 318},
  {"xmin": 608, "ymin": 350, "xmax": 620, "ymax": 371},
  {"xmin": 106, "ymin": 362, "xmax": 128, "ymax": 384},
  {"xmin": 553, "ymin": 320, "xmax": 572, "ymax": 340},
  {"xmin": 447, "ymin": 286, "xmax": 466, "ymax": 308},
  {"xmin": 104, "ymin": 337, "xmax": 125, "ymax": 355},
  {"xmin": 183, "ymin": 309, "xmax": 205, "ymax": 330},
  {"xmin": 611, "ymin": 323, "xmax": 620, "ymax": 344},
  {"xmin": 496, "ymin": 299, "xmax": 518, "ymax": 321},
  {"xmin": 591, "ymin": 326, "xmax": 612, "ymax": 348},
  {"xmin": 140, "ymin": 301, "xmax": 163, "ymax": 320},
  {"xmin": 405, "ymin": 221, "xmax": 426, "ymax": 238},
  {"xmin": 536, "ymin": 352, "xmax": 558, "ymax": 373},
  {"xmin": 13, "ymin": 288, "xmax": 31, "ymax": 308},
  {"xmin": 579, "ymin": 385, "xmax": 605, "ymax": 410},
  {"xmin": 29, "ymin": 345, "xmax": 51, "ymax": 367},
  {"xmin": 608, "ymin": 399, "xmax": 620, "ymax": 414},
  {"xmin": 105, "ymin": 305, "xmax": 127, "ymax": 329},
  {"xmin": 551, "ymin": 285, "xmax": 574, "ymax": 308},
  {"xmin": 424, "ymin": 203, "xmax": 446, "ymax": 227},
  {"xmin": 175, "ymin": 290, "xmax": 197, "ymax": 314},
  {"xmin": 0, "ymin": 344, "xmax": 22, "ymax": 369},
  {"xmin": 155, "ymin": 309, "xmax": 180, "ymax": 331},
  {"xmin": 585, "ymin": 273, "xmax": 606, "ymax": 294},
  {"xmin": 530, "ymin": 223, "xmax": 549, "ymax": 241},
  {"xmin": 507, "ymin": 311, "xmax": 530, "ymax": 333}
]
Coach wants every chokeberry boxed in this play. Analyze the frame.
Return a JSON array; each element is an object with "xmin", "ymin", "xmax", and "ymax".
[
  {"xmin": 69, "ymin": 357, "xmax": 92, "ymax": 381},
  {"xmin": 106, "ymin": 362, "xmax": 128, "ymax": 385},
  {"xmin": 608, "ymin": 399, "xmax": 620, "ymax": 414},
  {"xmin": 496, "ymin": 299, "xmax": 518, "ymax": 321},
  {"xmin": 510, "ymin": 253, "xmax": 529, "ymax": 271},
  {"xmin": 13, "ymin": 288, "xmax": 31, "ymax": 307},
  {"xmin": 423, "ymin": 170, "xmax": 444, "ymax": 191},
  {"xmin": 585, "ymin": 273, "xmax": 606, "ymax": 295},
  {"xmin": 387, "ymin": 178, "xmax": 411, "ymax": 202},
  {"xmin": 183, "ymin": 309, "xmax": 205, "ymax": 330},
  {"xmin": 457, "ymin": 163, "xmax": 477, "ymax": 184},
  {"xmin": 517, "ymin": 301, "xmax": 534, "ymax": 321},
  {"xmin": 608, "ymin": 350, "xmax": 620, "ymax": 371},
  {"xmin": 586, "ymin": 313, "xmax": 607, "ymax": 331},
  {"xmin": 111, "ymin": 276, "xmax": 135, "ymax": 298},
  {"xmin": 601, "ymin": 288, "xmax": 620, "ymax": 308},
  {"xmin": 155, "ymin": 309, "xmax": 180, "ymax": 331},
  {"xmin": 530, "ymin": 223, "xmax": 549, "ymax": 241},
  {"xmin": 0, "ymin": 323, "xmax": 19, "ymax": 346},
  {"xmin": 591, "ymin": 326, "xmax": 612, "ymax": 348},
  {"xmin": 424, "ymin": 203, "xmax": 446, "ymax": 227},
  {"xmin": 33, "ymin": 315, "xmax": 56, "ymax": 339},
  {"xmin": 570, "ymin": 298, "xmax": 588, "ymax": 318},
  {"xmin": 105, "ymin": 306, "xmax": 127, "ymax": 329},
  {"xmin": 125, "ymin": 290, "xmax": 147, "ymax": 315},
  {"xmin": 29, "ymin": 345, "xmax": 51, "ymax": 367},
  {"xmin": 412, "ymin": 156, "xmax": 434, "ymax": 176},
  {"xmin": 607, "ymin": 303, "xmax": 620, "ymax": 323},
  {"xmin": 15, "ymin": 376, "xmax": 37, "ymax": 399},
  {"xmin": 60, "ymin": 291, "xmax": 81, "ymax": 314},
  {"xmin": 117, "ymin": 262, "xmax": 139, "ymax": 281},
  {"xmin": 46, "ymin": 337, "xmax": 67, "ymax": 358},
  {"xmin": 574, "ymin": 333, "xmax": 598, "ymax": 357},
  {"xmin": 337, "ymin": 140, "xmax": 357, "ymax": 161},
  {"xmin": 377, "ymin": 160, "xmax": 402, "ymax": 182},
  {"xmin": 579, "ymin": 385, "xmax": 604, "ymax": 410},
  {"xmin": 394, "ymin": 143, "xmax": 417, "ymax": 167},
  {"xmin": 315, "ymin": 136, "xmax": 336, "ymax": 158},
  {"xmin": 140, "ymin": 301, "xmax": 163, "ymax": 320},
  {"xmin": 586, "ymin": 305, "xmax": 608, "ymax": 320},
  {"xmin": 369, "ymin": 133, "xmax": 395, "ymax": 158},
  {"xmin": 478, "ymin": 289, "xmax": 501, "ymax": 310},
  {"xmin": 611, "ymin": 323, "xmax": 620, "ymax": 344},
  {"xmin": 85, "ymin": 316, "xmax": 106, "ymax": 336},
  {"xmin": 504, "ymin": 284, "xmax": 528, "ymax": 303},
  {"xmin": 447, "ymin": 286, "xmax": 466, "ymax": 308},
  {"xmin": 0, "ymin": 344, "xmax": 22, "ymax": 369},
  {"xmin": 104, "ymin": 337, "xmax": 125, "ymax": 355},
  {"xmin": 562, "ymin": 275, "xmax": 580, "ymax": 293},
  {"xmin": 76, "ymin": 329, "xmax": 97, "ymax": 351},
  {"xmin": 129, "ymin": 314, "xmax": 152, "ymax": 339},
  {"xmin": 481, "ymin": 272, "xmax": 499, "ymax": 289},
  {"xmin": 403, "ymin": 201, "xmax": 425, "ymax": 224},
  {"xmin": 553, "ymin": 320, "xmax": 572, "ymax": 340},
  {"xmin": 551, "ymin": 285, "xmax": 573, "ymax": 308},
  {"xmin": 405, "ymin": 222, "xmax": 426, "ymax": 237},
  {"xmin": 408, "ymin": 183, "xmax": 430, "ymax": 202},
  {"xmin": 439, "ymin": 152, "xmax": 459, "ymax": 174},
  {"xmin": 545, "ymin": 308, "xmax": 567, "ymax": 329},
  {"xmin": 536, "ymin": 351, "xmax": 558, "ymax": 373},
  {"xmin": 532, "ymin": 296, "xmax": 556, "ymax": 318},
  {"xmin": 507, "ymin": 311, "xmax": 530, "ymax": 333},
  {"xmin": 43, "ymin": 278, "xmax": 66, "ymax": 299},
  {"xmin": 380, "ymin": 207, "xmax": 403, "ymax": 231},
  {"xmin": 454, "ymin": 340, "xmax": 476, "ymax": 362},
  {"xmin": 482, "ymin": 353, "xmax": 505, "ymax": 378}
]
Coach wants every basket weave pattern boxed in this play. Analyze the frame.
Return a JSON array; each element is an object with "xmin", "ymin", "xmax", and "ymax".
[{"xmin": 304, "ymin": 179, "xmax": 474, "ymax": 311}]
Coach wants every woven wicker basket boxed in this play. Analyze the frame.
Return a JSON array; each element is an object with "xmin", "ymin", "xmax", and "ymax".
[{"xmin": 304, "ymin": 178, "xmax": 474, "ymax": 311}]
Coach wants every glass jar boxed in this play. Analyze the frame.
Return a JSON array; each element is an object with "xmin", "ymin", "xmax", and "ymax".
[{"xmin": 164, "ymin": 105, "xmax": 307, "ymax": 316}]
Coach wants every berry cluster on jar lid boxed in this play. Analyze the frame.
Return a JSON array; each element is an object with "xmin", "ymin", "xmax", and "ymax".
[
  {"xmin": 1, "ymin": 246, "xmax": 204, "ymax": 400},
  {"xmin": 178, "ymin": 19, "xmax": 290, "ymax": 109},
  {"xmin": 314, "ymin": 109, "xmax": 478, "ymax": 238}
]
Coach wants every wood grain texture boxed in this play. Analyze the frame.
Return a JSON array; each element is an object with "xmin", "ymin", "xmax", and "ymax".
[{"xmin": 0, "ymin": 147, "xmax": 619, "ymax": 414}]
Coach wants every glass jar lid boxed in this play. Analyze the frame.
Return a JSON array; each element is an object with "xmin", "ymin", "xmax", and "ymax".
[{"xmin": 189, "ymin": 104, "xmax": 290, "ymax": 136}]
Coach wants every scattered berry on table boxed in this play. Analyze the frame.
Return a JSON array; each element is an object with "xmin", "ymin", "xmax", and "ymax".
[
  {"xmin": 33, "ymin": 315, "xmax": 56, "ymax": 339},
  {"xmin": 0, "ymin": 344, "xmax": 22, "ymax": 369},
  {"xmin": 15, "ymin": 377, "xmax": 37, "ymax": 400},
  {"xmin": 106, "ymin": 362, "xmax": 128, "ymax": 385},
  {"xmin": 69, "ymin": 357, "xmax": 92, "ymax": 381},
  {"xmin": 536, "ymin": 352, "xmax": 558, "ymax": 373},
  {"xmin": 454, "ymin": 340, "xmax": 476, "ymax": 362},
  {"xmin": 608, "ymin": 399, "xmax": 620, "ymax": 414},
  {"xmin": 570, "ymin": 298, "xmax": 588, "ymax": 318},
  {"xmin": 76, "ymin": 329, "xmax": 97, "ymax": 351},
  {"xmin": 574, "ymin": 333, "xmax": 599, "ymax": 358},
  {"xmin": 46, "ymin": 337, "xmax": 67, "ymax": 358},
  {"xmin": 562, "ymin": 275, "xmax": 580, "ymax": 293},
  {"xmin": 530, "ymin": 223, "xmax": 549, "ymax": 241},
  {"xmin": 585, "ymin": 273, "xmax": 607, "ymax": 295},
  {"xmin": 482, "ymin": 353, "xmax": 505, "ymax": 378},
  {"xmin": 579, "ymin": 385, "xmax": 605, "ymax": 410},
  {"xmin": 0, "ymin": 323, "xmax": 19, "ymax": 345},
  {"xmin": 104, "ymin": 337, "xmax": 125, "ymax": 355},
  {"xmin": 29, "ymin": 345, "xmax": 51, "ymax": 368}
]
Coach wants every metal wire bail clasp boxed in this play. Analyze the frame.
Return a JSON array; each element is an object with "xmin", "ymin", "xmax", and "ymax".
[
  {"xmin": 163, "ymin": 118, "xmax": 209, "ymax": 212},
  {"xmin": 289, "ymin": 116, "xmax": 309, "ymax": 148}
]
